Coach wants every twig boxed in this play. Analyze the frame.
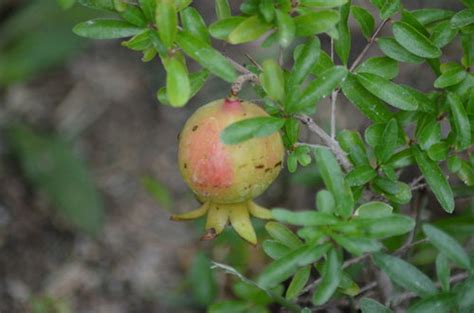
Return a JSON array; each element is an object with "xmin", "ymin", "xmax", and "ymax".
[
  {"xmin": 348, "ymin": 19, "xmax": 390, "ymax": 72},
  {"xmin": 230, "ymin": 73, "xmax": 259, "ymax": 96},
  {"xmin": 295, "ymin": 114, "xmax": 352, "ymax": 171}
]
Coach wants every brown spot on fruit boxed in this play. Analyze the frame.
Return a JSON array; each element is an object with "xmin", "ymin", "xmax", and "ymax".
[
  {"xmin": 265, "ymin": 168, "xmax": 271, "ymax": 173},
  {"xmin": 255, "ymin": 164, "xmax": 265, "ymax": 169},
  {"xmin": 192, "ymin": 125, "xmax": 198, "ymax": 131},
  {"xmin": 274, "ymin": 161, "xmax": 282, "ymax": 168},
  {"xmin": 184, "ymin": 163, "xmax": 187, "ymax": 169}
]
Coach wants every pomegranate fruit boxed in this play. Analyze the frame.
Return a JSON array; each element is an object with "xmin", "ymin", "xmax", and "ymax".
[{"xmin": 171, "ymin": 98, "xmax": 285, "ymax": 244}]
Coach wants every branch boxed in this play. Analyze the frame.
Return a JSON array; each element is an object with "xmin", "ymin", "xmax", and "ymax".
[
  {"xmin": 230, "ymin": 73, "xmax": 259, "ymax": 96},
  {"xmin": 295, "ymin": 114, "xmax": 352, "ymax": 171}
]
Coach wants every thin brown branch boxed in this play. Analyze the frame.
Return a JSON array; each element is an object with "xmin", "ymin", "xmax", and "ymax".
[{"xmin": 230, "ymin": 73, "xmax": 259, "ymax": 96}]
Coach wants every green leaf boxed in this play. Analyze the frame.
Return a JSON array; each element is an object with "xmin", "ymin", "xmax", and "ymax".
[
  {"xmin": 461, "ymin": 34, "xmax": 474, "ymax": 67},
  {"xmin": 78, "ymin": 0, "xmax": 115, "ymax": 11},
  {"xmin": 406, "ymin": 293, "xmax": 456, "ymax": 313},
  {"xmin": 415, "ymin": 115, "xmax": 441, "ymax": 151},
  {"xmin": 458, "ymin": 160, "xmax": 474, "ymax": 186},
  {"xmin": 430, "ymin": 21, "xmax": 458, "ymax": 48},
  {"xmin": 458, "ymin": 277, "xmax": 474, "ymax": 313},
  {"xmin": 258, "ymin": 243, "xmax": 331, "ymax": 288},
  {"xmin": 427, "ymin": 142, "xmax": 449, "ymax": 161},
  {"xmin": 435, "ymin": 253, "xmax": 450, "ymax": 291},
  {"xmin": 422, "ymin": 224, "xmax": 471, "ymax": 269},
  {"xmin": 138, "ymin": 0, "xmax": 156, "ymax": 21},
  {"xmin": 300, "ymin": 0, "xmax": 348, "ymax": 8},
  {"xmin": 377, "ymin": 37, "xmax": 425, "ymax": 64},
  {"xmin": 180, "ymin": 7, "xmax": 209, "ymax": 44},
  {"xmin": 341, "ymin": 73, "xmax": 392, "ymax": 122},
  {"xmin": 411, "ymin": 9, "xmax": 455, "ymax": 25},
  {"xmin": 294, "ymin": 10, "xmax": 340, "ymax": 36},
  {"xmin": 57, "ymin": 0, "xmax": 76, "ymax": 9},
  {"xmin": 162, "ymin": 55, "xmax": 190, "ymax": 107},
  {"xmin": 265, "ymin": 221, "xmax": 303, "ymax": 248},
  {"xmin": 288, "ymin": 38, "xmax": 321, "ymax": 88},
  {"xmin": 351, "ymin": 5, "xmax": 375, "ymax": 39},
  {"xmin": 412, "ymin": 146, "xmax": 454, "ymax": 213},
  {"xmin": 259, "ymin": 0, "xmax": 275, "ymax": 23},
  {"xmin": 334, "ymin": 1, "xmax": 351, "ymax": 65},
  {"xmin": 141, "ymin": 176, "xmax": 172, "ymax": 211},
  {"xmin": 380, "ymin": 0, "xmax": 400, "ymax": 20},
  {"xmin": 209, "ymin": 17, "xmax": 246, "ymax": 40},
  {"xmin": 157, "ymin": 69, "xmax": 208, "ymax": 105},
  {"xmin": 434, "ymin": 68, "xmax": 466, "ymax": 88},
  {"xmin": 176, "ymin": 31, "xmax": 237, "ymax": 82},
  {"xmin": 392, "ymin": 21, "xmax": 441, "ymax": 58},
  {"xmin": 275, "ymin": 9, "xmax": 296, "ymax": 48},
  {"xmin": 375, "ymin": 118, "xmax": 399, "ymax": 163},
  {"xmin": 291, "ymin": 66, "xmax": 347, "ymax": 112},
  {"xmin": 189, "ymin": 252, "xmax": 217, "ymax": 306},
  {"xmin": 316, "ymin": 190, "xmax": 336, "ymax": 213},
  {"xmin": 337, "ymin": 130, "xmax": 370, "ymax": 166},
  {"xmin": 260, "ymin": 59, "xmax": 285, "ymax": 102},
  {"xmin": 450, "ymin": 9, "xmax": 474, "ymax": 28},
  {"xmin": 7, "ymin": 125, "xmax": 103, "ymax": 234},
  {"xmin": 228, "ymin": 15, "xmax": 272, "ymax": 44},
  {"xmin": 286, "ymin": 266, "xmax": 311, "ymax": 300},
  {"xmin": 220, "ymin": 117, "xmax": 285, "ymax": 145},
  {"xmin": 215, "ymin": 0, "xmax": 231, "ymax": 19},
  {"xmin": 345, "ymin": 165, "xmax": 377, "ymax": 187},
  {"xmin": 387, "ymin": 148, "xmax": 415, "ymax": 167},
  {"xmin": 373, "ymin": 253, "xmax": 437, "ymax": 297},
  {"xmin": 263, "ymin": 240, "xmax": 292, "ymax": 259},
  {"xmin": 314, "ymin": 147, "xmax": 354, "ymax": 218},
  {"xmin": 355, "ymin": 201, "xmax": 393, "ymax": 218},
  {"xmin": 272, "ymin": 209, "xmax": 339, "ymax": 226},
  {"xmin": 356, "ymin": 72, "xmax": 418, "ymax": 111},
  {"xmin": 119, "ymin": 4, "xmax": 147, "ymax": 27},
  {"xmin": 447, "ymin": 92, "xmax": 471, "ymax": 150},
  {"xmin": 360, "ymin": 298, "xmax": 393, "ymax": 313},
  {"xmin": 155, "ymin": 0, "xmax": 177, "ymax": 47},
  {"xmin": 122, "ymin": 30, "xmax": 152, "ymax": 51},
  {"xmin": 447, "ymin": 155, "xmax": 462, "ymax": 173},
  {"xmin": 208, "ymin": 301, "xmax": 248, "ymax": 313},
  {"xmin": 354, "ymin": 214, "xmax": 414, "ymax": 238},
  {"xmin": 356, "ymin": 56, "xmax": 399, "ymax": 80},
  {"xmin": 73, "ymin": 19, "xmax": 143, "ymax": 39},
  {"xmin": 312, "ymin": 247, "xmax": 342, "ymax": 305},
  {"xmin": 332, "ymin": 233, "xmax": 382, "ymax": 256}
]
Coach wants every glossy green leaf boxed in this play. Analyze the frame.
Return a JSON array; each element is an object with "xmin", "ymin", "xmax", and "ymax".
[
  {"xmin": 356, "ymin": 56, "xmax": 399, "ymax": 80},
  {"xmin": 337, "ymin": 130, "xmax": 370, "ymax": 166},
  {"xmin": 272, "ymin": 209, "xmax": 339, "ymax": 226},
  {"xmin": 411, "ymin": 9, "xmax": 455, "ymax": 25},
  {"xmin": 312, "ymin": 248, "xmax": 341, "ymax": 305},
  {"xmin": 434, "ymin": 68, "xmax": 466, "ymax": 88},
  {"xmin": 259, "ymin": 0, "xmax": 275, "ymax": 23},
  {"xmin": 412, "ymin": 146, "xmax": 454, "ymax": 213},
  {"xmin": 447, "ymin": 92, "xmax": 471, "ymax": 150},
  {"xmin": 312, "ymin": 51, "xmax": 335, "ymax": 74},
  {"xmin": 209, "ymin": 17, "xmax": 246, "ymax": 40},
  {"xmin": 360, "ymin": 298, "xmax": 393, "ymax": 313},
  {"xmin": 377, "ymin": 37, "xmax": 425, "ymax": 64},
  {"xmin": 162, "ymin": 55, "xmax": 190, "ymax": 107},
  {"xmin": 57, "ymin": 0, "xmax": 75, "ymax": 9},
  {"xmin": 415, "ymin": 115, "xmax": 441, "ymax": 151},
  {"xmin": 7, "ymin": 125, "xmax": 104, "ymax": 234},
  {"xmin": 155, "ymin": 0, "xmax": 177, "ymax": 47},
  {"xmin": 228, "ymin": 15, "xmax": 272, "ymax": 44},
  {"xmin": 356, "ymin": 72, "xmax": 418, "ymax": 111},
  {"xmin": 286, "ymin": 266, "xmax": 311, "ymax": 300},
  {"xmin": 189, "ymin": 252, "xmax": 217, "ymax": 306},
  {"xmin": 275, "ymin": 9, "xmax": 295, "ymax": 47},
  {"xmin": 355, "ymin": 201, "xmax": 393, "ymax": 218},
  {"xmin": 450, "ymin": 9, "xmax": 474, "ymax": 28},
  {"xmin": 176, "ymin": 31, "xmax": 237, "ymax": 82},
  {"xmin": 351, "ymin": 5, "xmax": 375, "ymax": 39},
  {"xmin": 375, "ymin": 118, "xmax": 399, "ymax": 163},
  {"xmin": 258, "ymin": 243, "xmax": 331, "ymax": 288},
  {"xmin": 78, "ymin": 0, "xmax": 115, "ymax": 11},
  {"xmin": 215, "ymin": 0, "xmax": 231, "ymax": 19},
  {"xmin": 458, "ymin": 160, "xmax": 474, "ymax": 186},
  {"xmin": 447, "ymin": 155, "xmax": 462, "ymax": 173},
  {"xmin": 73, "ymin": 19, "xmax": 143, "ymax": 39},
  {"xmin": 138, "ymin": 0, "xmax": 156, "ymax": 21},
  {"xmin": 427, "ymin": 142, "xmax": 449, "ymax": 161},
  {"xmin": 387, "ymin": 148, "xmax": 415, "ymax": 167},
  {"xmin": 220, "ymin": 116, "xmax": 285, "ymax": 145},
  {"xmin": 208, "ymin": 301, "xmax": 248, "ymax": 313},
  {"xmin": 435, "ymin": 253, "xmax": 450, "ymax": 291},
  {"xmin": 380, "ymin": 0, "xmax": 400, "ymax": 20},
  {"xmin": 335, "ymin": 1, "xmax": 351, "ymax": 65},
  {"xmin": 119, "ymin": 5, "xmax": 148, "ymax": 27},
  {"xmin": 332, "ymin": 233, "xmax": 382, "ymax": 256},
  {"xmin": 122, "ymin": 29, "xmax": 152, "ymax": 51},
  {"xmin": 300, "ymin": 0, "xmax": 348, "ymax": 8},
  {"xmin": 373, "ymin": 253, "xmax": 437, "ymax": 296},
  {"xmin": 314, "ymin": 147, "xmax": 354, "ymax": 218},
  {"xmin": 291, "ymin": 66, "xmax": 347, "ymax": 112},
  {"xmin": 141, "ymin": 176, "xmax": 173, "ymax": 211},
  {"xmin": 423, "ymin": 224, "xmax": 471, "ymax": 269},
  {"xmin": 157, "ymin": 69, "xmax": 208, "ymax": 105},
  {"xmin": 288, "ymin": 38, "xmax": 321, "ymax": 88},
  {"xmin": 392, "ymin": 21, "xmax": 441, "ymax": 58},
  {"xmin": 458, "ymin": 277, "xmax": 474, "ymax": 313},
  {"xmin": 265, "ymin": 221, "xmax": 303, "ymax": 248},
  {"xmin": 461, "ymin": 33, "xmax": 474, "ymax": 67},
  {"xmin": 345, "ymin": 165, "xmax": 377, "ymax": 187},
  {"xmin": 294, "ymin": 10, "xmax": 340, "ymax": 36},
  {"xmin": 407, "ymin": 293, "xmax": 456, "ymax": 313},
  {"xmin": 180, "ymin": 7, "xmax": 209, "ymax": 44},
  {"xmin": 354, "ymin": 214, "xmax": 415, "ymax": 238},
  {"xmin": 341, "ymin": 73, "xmax": 392, "ymax": 122},
  {"xmin": 260, "ymin": 59, "xmax": 285, "ymax": 102},
  {"xmin": 316, "ymin": 190, "xmax": 335, "ymax": 213},
  {"xmin": 263, "ymin": 240, "xmax": 292, "ymax": 259},
  {"xmin": 430, "ymin": 21, "xmax": 458, "ymax": 48}
]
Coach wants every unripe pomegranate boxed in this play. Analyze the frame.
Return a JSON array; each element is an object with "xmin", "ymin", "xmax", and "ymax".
[{"xmin": 171, "ymin": 98, "xmax": 285, "ymax": 244}]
